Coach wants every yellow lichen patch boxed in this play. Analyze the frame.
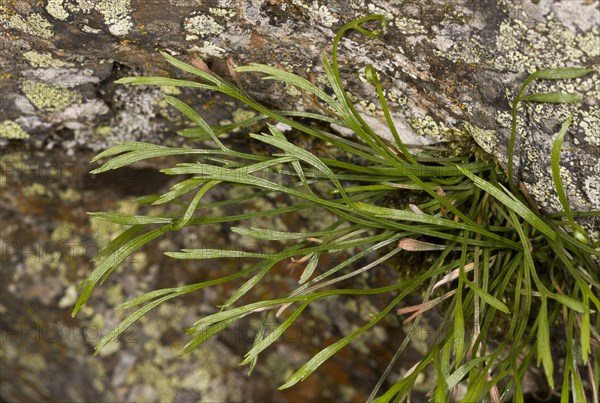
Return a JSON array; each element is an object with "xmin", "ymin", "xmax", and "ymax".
[
  {"xmin": 159, "ymin": 86, "xmax": 181, "ymax": 95},
  {"xmin": 2, "ymin": 12, "xmax": 54, "ymax": 38},
  {"xmin": 0, "ymin": 120, "xmax": 30, "ymax": 139},
  {"xmin": 23, "ymin": 50, "xmax": 74, "ymax": 68},
  {"xmin": 232, "ymin": 108, "xmax": 256, "ymax": 123},
  {"xmin": 407, "ymin": 115, "xmax": 447, "ymax": 140},
  {"xmin": 21, "ymin": 80, "xmax": 82, "ymax": 112},
  {"xmin": 94, "ymin": 125, "xmax": 113, "ymax": 138},
  {"xmin": 50, "ymin": 222, "xmax": 75, "ymax": 242},
  {"xmin": 22, "ymin": 182, "xmax": 52, "ymax": 198}
]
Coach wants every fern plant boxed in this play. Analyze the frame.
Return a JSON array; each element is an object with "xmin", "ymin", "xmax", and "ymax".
[{"xmin": 75, "ymin": 15, "xmax": 599, "ymax": 402}]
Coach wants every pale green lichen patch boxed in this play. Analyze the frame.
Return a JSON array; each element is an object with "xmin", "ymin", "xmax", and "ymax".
[
  {"xmin": 22, "ymin": 183, "xmax": 53, "ymax": 198},
  {"xmin": 407, "ymin": 115, "xmax": 447, "ymax": 140},
  {"xmin": 3, "ymin": 12, "xmax": 54, "ymax": 39},
  {"xmin": 208, "ymin": 7, "xmax": 236, "ymax": 19},
  {"xmin": 159, "ymin": 86, "xmax": 181, "ymax": 95},
  {"xmin": 184, "ymin": 12, "xmax": 224, "ymax": 41},
  {"xmin": 231, "ymin": 108, "xmax": 256, "ymax": 123},
  {"xmin": 579, "ymin": 107, "xmax": 600, "ymax": 146},
  {"xmin": 291, "ymin": 0, "xmax": 339, "ymax": 27},
  {"xmin": 0, "ymin": 120, "xmax": 30, "ymax": 139},
  {"xmin": 434, "ymin": 38, "xmax": 485, "ymax": 65},
  {"xmin": 189, "ymin": 42, "xmax": 226, "ymax": 58},
  {"xmin": 21, "ymin": 80, "xmax": 82, "ymax": 112},
  {"xmin": 95, "ymin": 0, "xmax": 133, "ymax": 36},
  {"xmin": 464, "ymin": 122, "xmax": 497, "ymax": 156},
  {"xmin": 23, "ymin": 50, "xmax": 74, "ymax": 68},
  {"xmin": 493, "ymin": 16, "xmax": 599, "ymax": 73},
  {"xmin": 46, "ymin": 0, "xmax": 70, "ymax": 21},
  {"xmin": 394, "ymin": 17, "xmax": 427, "ymax": 35},
  {"xmin": 94, "ymin": 125, "xmax": 113, "ymax": 138},
  {"xmin": 50, "ymin": 222, "xmax": 75, "ymax": 242}
]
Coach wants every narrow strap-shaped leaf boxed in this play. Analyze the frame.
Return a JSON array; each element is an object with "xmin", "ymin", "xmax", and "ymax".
[
  {"xmin": 537, "ymin": 297, "xmax": 554, "ymax": 388},
  {"xmin": 247, "ymin": 312, "xmax": 272, "ymax": 375},
  {"xmin": 520, "ymin": 93, "xmax": 580, "ymax": 103},
  {"xmin": 182, "ymin": 316, "xmax": 241, "ymax": 354},
  {"xmin": 166, "ymin": 249, "xmax": 272, "ymax": 260},
  {"xmin": 240, "ymin": 301, "xmax": 310, "ymax": 366},
  {"xmin": 445, "ymin": 355, "xmax": 490, "ymax": 390},
  {"xmin": 236, "ymin": 64, "xmax": 339, "ymax": 110},
  {"xmin": 532, "ymin": 68, "xmax": 595, "ymax": 80},
  {"xmin": 115, "ymin": 76, "xmax": 213, "ymax": 89},
  {"xmin": 160, "ymin": 50, "xmax": 231, "ymax": 87},
  {"xmin": 177, "ymin": 180, "xmax": 219, "ymax": 228},
  {"xmin": 299, "ymin": 253, "xmax": 320, "ymax": 284},
  {"xmin": 163, "ymin": 95, "xmax": 228, "ymax": 151},
  {"xmin": 458, "ymin": 166, "xmax": 557, "ymax": 240},
  {"xmin": 88, "ymin": 212, "xmax": 173, "ymax": 225},
  {"xmin": 72, "ymin": 225, "xmax": 172, "ymax": 316},
  {"xmin": 91, "ymin": 146, "xmax": 210, "ymax": 173},
  {"xmin": 251, "ymin": 129, "xmax": 353, "ymax": 205},
  {"xmin": 550, "ymin": 117, "xmax": 590, "ymax": 244},
  {"xmin": 95, "ymin": 292, "xmax": 174, "ymax": 354}
]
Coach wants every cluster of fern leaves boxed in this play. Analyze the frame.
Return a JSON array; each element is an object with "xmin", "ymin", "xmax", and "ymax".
[{"xmin": 75, "ymin": 15, "xmax": 598, "ymax": 402}]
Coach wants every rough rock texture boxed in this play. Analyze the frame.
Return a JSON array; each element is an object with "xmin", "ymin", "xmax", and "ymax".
[
  {"xmin": 0, "ymin": 0, "xmax": 598, "ymax": 401},
  {"xmin": 1, "ymin": 0, "xmax": 598, "ymax": 215}
]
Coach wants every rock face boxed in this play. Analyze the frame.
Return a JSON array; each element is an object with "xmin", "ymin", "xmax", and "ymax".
[
  {"xmin": 0, "ymin": 0, "xmax": 598, "ymax": 401},
  {"xmin": 1, "ymin": 0, "xmax": 599, "ymax": 214}
]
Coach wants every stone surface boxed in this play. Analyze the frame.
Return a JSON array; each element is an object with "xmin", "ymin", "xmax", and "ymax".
[
  {"xmin": 1, "ymin": 0, "xmax": 598, "ymax": 218},
  {"xmin": 0, "ymin": 0, "xmax": 598, "ymax": 400}
]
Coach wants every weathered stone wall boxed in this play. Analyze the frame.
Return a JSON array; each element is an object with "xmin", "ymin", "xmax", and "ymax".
[{"xmin": 1, "ymin": 0, "xmax": 598, "ymax": 401}]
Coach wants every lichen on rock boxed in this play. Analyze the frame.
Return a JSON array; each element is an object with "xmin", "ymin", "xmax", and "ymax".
[
  {"xmin": 21, "ymin": 80, "xmax": 82, "ymax": 112},
  {"xmin": 0, "ymin": 120, "xmax": 30, "ymax": 139}
]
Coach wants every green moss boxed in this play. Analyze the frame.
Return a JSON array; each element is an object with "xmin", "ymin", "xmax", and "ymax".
[
  {"xmin": 21, "ymin": 81, "xmax": 82, "ymax": 112},
  {"xmin": 0, "ymin": 120, "xmax": 30, "ymax": 139}
]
